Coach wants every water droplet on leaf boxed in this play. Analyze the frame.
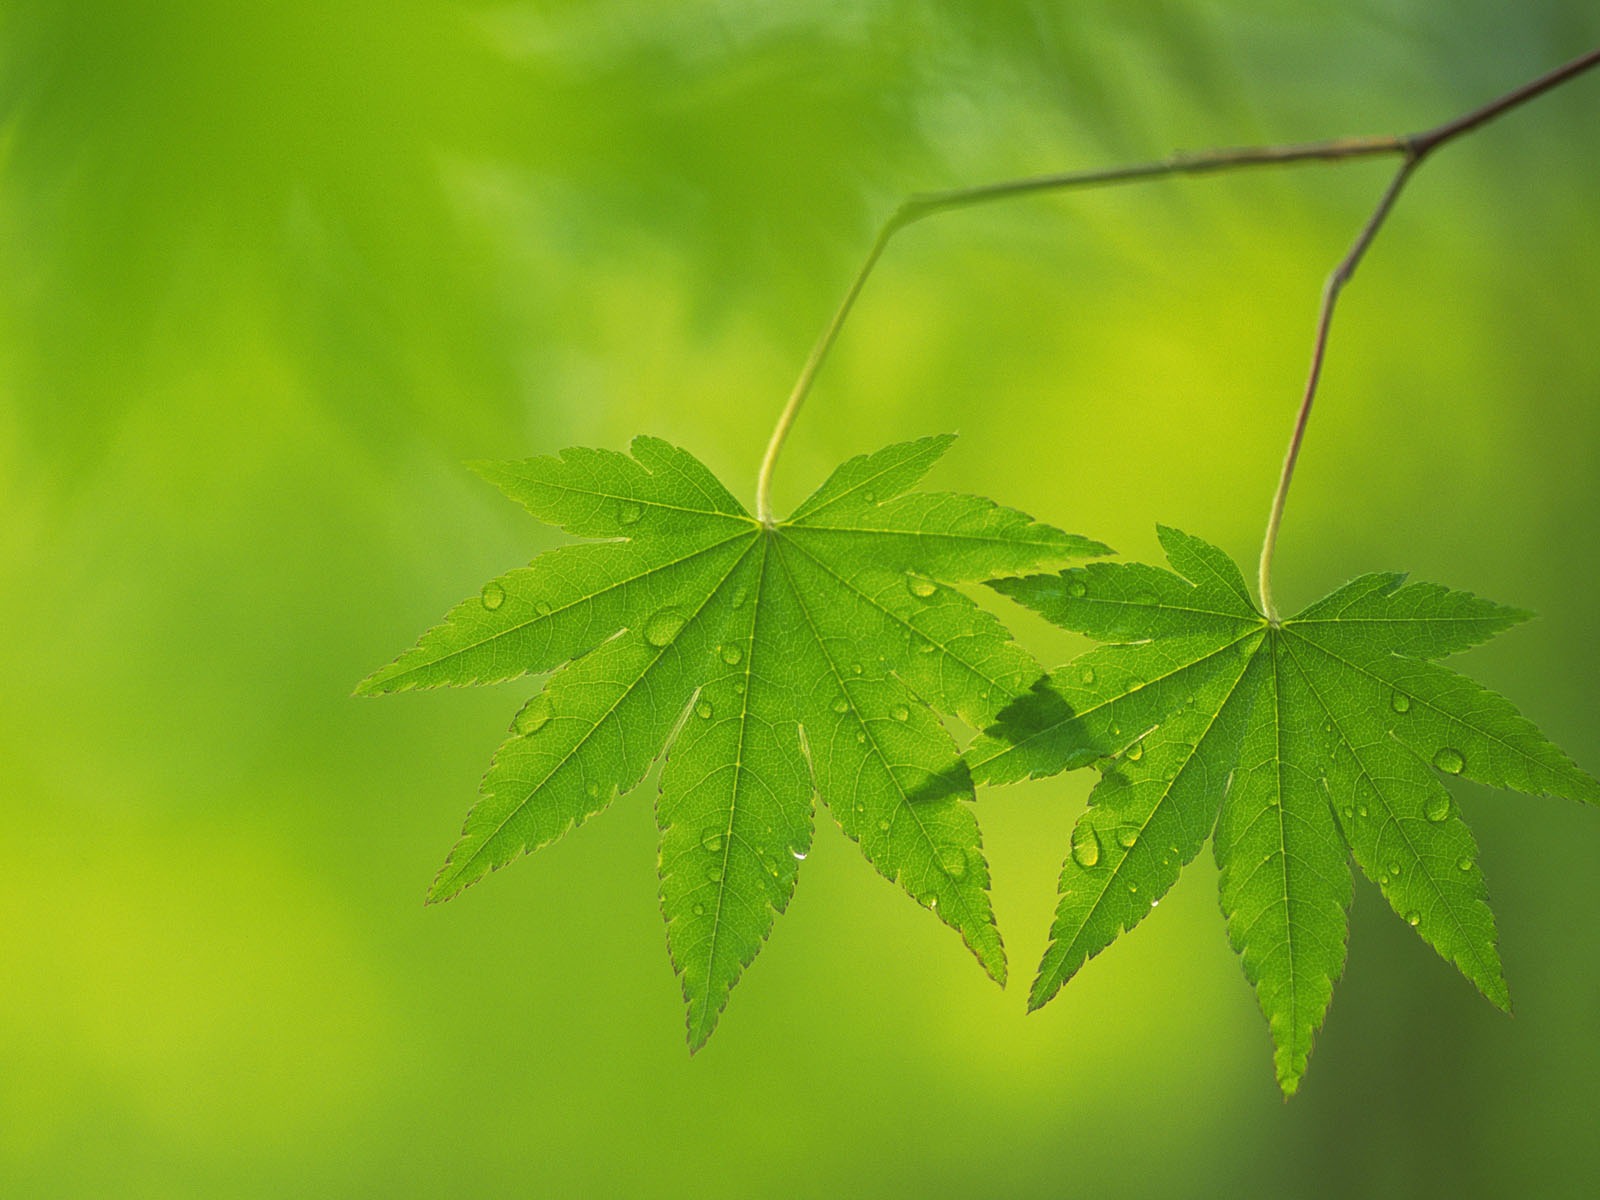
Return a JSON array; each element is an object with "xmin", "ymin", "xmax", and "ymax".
[
  {"xmin": 1390, "ymin": 691, "xmax": 1412, "ymax": 714},
  {"xmin": 1116, "ymin": 824, "xmax": 1140, "ymax": 849},
  {"xmin": 515, "ymin": 695, "xmax": 553, "ymax": 735},
  {"xmin": 1433, "ymin": 747, "xmax": 1465, "ymax": 775},
  {"xmin": 696, "ymin": 698, "xmax": 714, "ymax": 720},
  {"xmin": 644, "ymin": 608, "xmax": 686, "ymax": 647},
  {"xmin": 1070, "ymin": 825, "xmax": 1102, "ymax": 869},
  {"xmin": 617, "ymin": 501, "xmax": 643, "ymax": 526},
  {"xmin": 1424, "ymin": 792, "xmax": 1450, "ymax": 822},
  {"xmin": 906, "ymin": 572, "xmax": 937, "ymax": 599},
  {"xmin": 720, "ymin": 643, "xmax": 743, "ymax": 665},
  {"xmin": 937, "ymin": 847, "xmax": 967, "ymax": 878},
  {"xmin": 699, "ymin": 828, "xmax": 724, "ymax": 853},
  {"xmin": 480, "ymin": 581, "xmax": 505, "ymax": 610}
]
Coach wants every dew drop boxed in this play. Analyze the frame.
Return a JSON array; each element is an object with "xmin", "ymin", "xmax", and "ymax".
[
  {"xmin": 892, "ymin": 705, "xmax": 909, "ymax": 722},
  {"xmin": 937, "ymin": 847, "xmax": 968, "ymax": 878},
  {"xmin": 534, "ymin": 601, "xmax": 552, "ymax": 617},
  {"xmin": 480, "ymin": 581, "xmax": 506, "ymax": 610},
  {"xmin": 877, "ymin": 819, "xmax": 891, "ymax": 832},
  {"xmin": 644, "ymin": 608, "xmax": 686, "ymax": 647},
  {"xmin": 1433, "ymin": 747, "xmax": 1465, "ymax": 775},
  {"xmin": 1065, "ymin": 577, "xmax": 1088, "ymax": 599},
  {"xmin": 514, "ymin": 694, "xmax": 553, "ymax": 735},
  {"xmin": 692, "ymin": 903, "xmax": 705, "ymax": 916},
  {"xmin": 790, "ymin": 845, "xmax": 808, "ymax": 861},
  {"xmin": 1116, "ymin": 824, "xmax": 1140, "ymax": 849},
  {"xmin": 695, "ymin": 698, "xmax": 714, "ymax": 720},
  {"xmin": 717, "ymin": 643, "xmax": 741, "ymax": 665},
  {"xmin": 1070, "ymin": 825, "xmax": 1102, "ymax": 869},
  {"xmin": 832, "ymin": 696, "xmax": 849, "ymax": 714},
  {"xmin": 1457, "ymin": 855, "xmax": 1474, "ymax": 872},
  {"xmin": 1357, "ymin": 805, "xmax": 1368, "ymax": 819},
  {"xmin": 1150, "ymin": 898, "xmax": 1161, "ymax": 908},
  {"xmin": 1387, "ymin": 862, "xmax": 1401, "ymax": 878},
  {"xmin": 862, "ymin": 490, "xmax": 876, "ymax": 504},
  {"xmin": 1079, "ymin": 666, "xmax": 1097, "ymax": 686},
  {"xmin": 1125, "ymin": 740, "xmax": 1144, "ymax": 763},
  {"xmin": 906, "ymin": 572, "xmax": 937, "ymax": 599},
  {"xmin": 856, "ymin": 730, "xmax": 867, "ymax": 744},
  {"xmin": 699, "ymin": 828, "xmax": 724, "ymax": 853},
  {"xmin": 705, "ymin": 864, "xmax": 722, "ymax": 882},
  {"xmin": 1341, "ymin": 805, "xmax": 1355, "ymax": 822},
  {"xmin": 730, "ymin": 587, "xmax": 749, "ymax": 609},
  {"xmin": 1424, "ymin": 792, "xmax": 1450, "ymax": 823},
  {"xmin": 1405, "ymin": 910, "xmax": 1421, "ymax": 928},
  {"xmin": 1390, "ymin": 691, "xmax": 1412, "ymax": 714},
  {"xmin": 849, "ymin": 662, "xmax": 863, "ymax": 675},
  {"xmin": 918, "ymin": 892, "xmax": 939, "ymax": 909},
  {"xmin": 617, "ymin": 501, "xmax": 643, "ymax": 526}
]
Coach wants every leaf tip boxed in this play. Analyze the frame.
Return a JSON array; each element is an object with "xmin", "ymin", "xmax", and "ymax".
[
  {"xmin": 352, "ymin": 670, "xmax": 389, "ymax": 698},
  {"xmin": 1025, "ymin": 970, "xmax": 1061, "ymax": 1014},
  {"xmin": 425, "ymin": 862, "xmax": 471, "ymax": 906}
]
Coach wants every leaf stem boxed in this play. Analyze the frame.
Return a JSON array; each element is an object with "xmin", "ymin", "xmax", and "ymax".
[
  {"xmin": 753, "ymin": 136, "xmax": 1404, "ymax": 524},
  {"xmin": 1258, "ymin": 45, "xmax": 1600, "ymax": 620},
  {"xmin": 1257, "ymin": 156, "xmax": 1419, "ymax": 622},
  {"xmin": 754, "ymin": 46, "xmax": 1600, "ymax": 530}
]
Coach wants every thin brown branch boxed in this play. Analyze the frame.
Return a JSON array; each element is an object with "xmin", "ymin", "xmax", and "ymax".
[{"xmin": 754, "ymin": 46, "xmax": 1600, "ymax": 531}]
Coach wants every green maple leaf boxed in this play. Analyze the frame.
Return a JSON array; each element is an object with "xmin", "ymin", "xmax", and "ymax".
[
  {"xmin": 968, "ymin": 525, "xmax": 1600, "ymax": 1095},
  {"xmin": 359, "ymin": 433, "xmax": 1107, "ymax": 1047}
]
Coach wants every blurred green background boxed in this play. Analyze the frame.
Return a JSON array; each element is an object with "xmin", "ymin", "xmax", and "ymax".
[{"xmin": 3, "ymin": 2, "xmax": 1598, "ymax": 1196}]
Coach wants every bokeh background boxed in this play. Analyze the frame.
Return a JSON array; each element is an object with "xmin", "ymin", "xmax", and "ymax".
[{"xmin": 3, "ymin": 2, "xmax": 1598, "ymax": 1196}]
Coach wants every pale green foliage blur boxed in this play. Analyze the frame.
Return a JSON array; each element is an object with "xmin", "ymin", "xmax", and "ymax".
[{"xmin": 2, "ymin": 2, "xmax": 1598, "ymax": 1196}]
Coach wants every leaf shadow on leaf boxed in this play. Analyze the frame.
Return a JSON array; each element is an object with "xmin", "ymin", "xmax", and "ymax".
[
  {"xmin": 977, "ymin": 675, "xmax": 1128, "ymax": 769},
  {"xmin": 903, "ymin": 758, "xmax": 981, "ymax": 807}
]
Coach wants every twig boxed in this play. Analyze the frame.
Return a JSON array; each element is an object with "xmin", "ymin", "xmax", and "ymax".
[{"xmin": 751, "ymin": 47, "xmax": 1600, "ymax": 623}]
